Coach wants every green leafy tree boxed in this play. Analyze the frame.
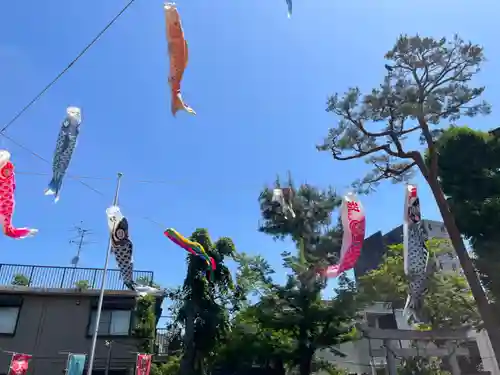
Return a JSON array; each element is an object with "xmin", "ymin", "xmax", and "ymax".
[
  {"xmin": 398, "ymin": 357, "xmax": 450, "ymax": 375},
  {"xmin": 213, "ymin": 251, "xmax": 292, "ymax": 374},
  {"xmin": 150, "ymin": 357, "xmax": 181, "ymax": 375},
  {"xmin": 257, "ymin": 180, "xmax": 359, "ymax": 375},
  {"xmin": 173, "ymin": 228, "xmax": 236, "ymax": 375},
  {"xmin": 74, "ymin": 280, "xmax": 89, "ymax": 290},
  {"xmin": 214, "ymin": 303, "xmax": 293, "ymax": 375},
  {"xmin": 132, "ymin": 294, "xmax": 156, "ymax": 353},
  {"xmin": 435, "ymin": 126, "xmax": 500, "ymax": 302},
  {"xmin": 358, "ymin": 241, "xmax": 479, "ymax": 330},
  {"xmin": 233, "ymin": 251, "xmax": 275, "ymax": 302},
  {"xmin": 136, "ymin": 276, "xmax": 161, "ymax": 289},
  {"xmin": 315, "ymin": 33, "xmax": 500, "ymax": 359},
  {"xmin": 11, "ymin": 274, "xmax": 29, "ymax": 286}
]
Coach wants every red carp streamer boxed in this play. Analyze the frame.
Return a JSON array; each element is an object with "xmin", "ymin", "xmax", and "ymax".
[
  {"xmin": 0, "ymin": 151, "xmax": 38, "ymax": 239},
  {"xmin": 165, "ymin": 3, "xmax": 195, "ymax": 117},
  {"xmin": 323, "ymin": 193, "xmax": 365, "ymax": 278}
]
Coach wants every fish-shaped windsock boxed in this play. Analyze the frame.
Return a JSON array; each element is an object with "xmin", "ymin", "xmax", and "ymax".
[
  {"xmin": 323, "ymin": 193, "xmax": 365, "ymax": 278},
  {"xmin": 164, "ymin": 3, "xmax": 195, "ymax": 117},
  {"xmin": 272, "ymin": 187, "xmax": 296, "ymax": 219},
  {"xmin": 45, "ymin": 107, "xmax": 82, "ymax": 203},
  {"xmin": 0, "ymin": 150, "xmax": 38, "ymax": 239},
  {"xmin": 285, "ymin": 0, "xmax": 292, "ymax": 18},
  {"xmin": 403, "ymin": 184, "xmax": 429, "ymax": 323},
  {"xmin": 106, "ymin": 206, "xmax": 158, "ymax": 296},
  {"xmin": 164, "ymin": 228, "xmax": 216, "ymax": 272}
]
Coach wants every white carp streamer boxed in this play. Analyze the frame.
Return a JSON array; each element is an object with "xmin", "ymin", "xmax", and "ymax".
[{"xmin": 323, "ymin": 193, "xmax": 366, "ymax": 278}]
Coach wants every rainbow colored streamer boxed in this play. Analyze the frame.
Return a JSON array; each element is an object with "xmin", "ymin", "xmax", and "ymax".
[{"xmin": 164, "ymin": 228, "xmax": 216, "ymax": 273}]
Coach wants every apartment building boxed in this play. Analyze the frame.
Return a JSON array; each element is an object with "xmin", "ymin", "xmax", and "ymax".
[
  {"xmin": 0, "ymin": 263, "xmax": 164, "ymax": 375},
  {"xmin": 354, "ymin": 219, "xmax": 461, "ymax": 280}
]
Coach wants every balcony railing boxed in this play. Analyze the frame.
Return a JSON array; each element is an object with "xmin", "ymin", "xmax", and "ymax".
[{"xmin": 0, "ymin": 263, "xmax": 154, "ymax": 291}]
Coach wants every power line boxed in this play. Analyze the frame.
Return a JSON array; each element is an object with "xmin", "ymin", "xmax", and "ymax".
[
  {"xmin": 0, "ymin": 0, "xmax": 137, "ymax": 134},
  {"xmin": 0, "ymin": 132, "xmax": 166, "ymax": 231},
  {"xmin": 15, "ymin": 170, "xmax": 260, "ymax": 189},
  {"xmin": 1, "ymin": 133, "xmax": 107, "ymax": 197}
]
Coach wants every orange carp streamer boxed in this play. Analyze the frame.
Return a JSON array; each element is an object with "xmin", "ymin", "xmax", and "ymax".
[{"xmin": 164, "ymin": 3, "xmax": 195, "ymax": 117}]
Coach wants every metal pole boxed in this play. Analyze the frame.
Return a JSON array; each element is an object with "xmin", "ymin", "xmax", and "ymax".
[
  {"xmin": 86, "ymin": 172, "xmax": 123, "ymax": 375},
  {"xmin": 104, "ymin": 341, "xmax": 113, "ymax": 375}
]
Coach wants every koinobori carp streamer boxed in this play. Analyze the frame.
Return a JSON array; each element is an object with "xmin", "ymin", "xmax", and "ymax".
[
  {"xmin": 106, "ymin": 206, "xmax": 159, "ymax": 296},
  {"xmin": 323, "ymin": 193, "xmax": 365, "ymax": 278},
  {"xmin": 164, "ymin": 228, "xmax": 216, "ymax": 272},
  {"xmin": 45, "ymin": 107, "xmax": 82, "ymax": 203},
  {"xmin": 403, "ymin": 184, "xmax": 430, "ymax": 322},
  {"xmin": 285, "ymin": 0, "xmax": 292, "ymax": 18},
  {"xmin": 272, "ymin": 187, "xmax": 296, "ymax": 219},
  {"xmin": 164, "ymin": 3, "xmax": 195, "ymax": 117},
  {"xmin": 0, "ymin": 150, "xmax": 38, "ymax": 239}
]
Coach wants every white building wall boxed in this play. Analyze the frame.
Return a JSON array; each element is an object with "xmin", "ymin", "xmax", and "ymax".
[{"xmin": 468, "ymin": 328, "xmax": 500, "ymax": 375}]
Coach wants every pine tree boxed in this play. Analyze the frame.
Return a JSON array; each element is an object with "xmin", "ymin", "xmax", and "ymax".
[
  {"xmin": 316, "ymin": 34, "xmax": 500, "ymax": 361},
  {"xmin": 257, "ymin": 179, "xmax": 359, "ymax": 375}
]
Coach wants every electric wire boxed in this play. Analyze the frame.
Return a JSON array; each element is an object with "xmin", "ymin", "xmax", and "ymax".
[
  {"xmin": 0, "ymin": 132, "xmax": 166, "ymax": 231},
  {"xmin": 0, "ymin": 0, "xmax": 137, "ymax": 134},
  {"xmin": 5, "ymin": 134, "xmax": 259, "ymax": 189},
  {"xmin": 14, "ymin": 170, "xmax": 253, "ymax": 188}
]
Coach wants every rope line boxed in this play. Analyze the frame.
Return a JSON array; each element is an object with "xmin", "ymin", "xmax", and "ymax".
[{"xmin": 0, "ymin": 0, "xmax": 137, "ymax": 134}]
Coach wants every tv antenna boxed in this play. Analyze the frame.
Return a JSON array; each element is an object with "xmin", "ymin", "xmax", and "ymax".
[{"xmin": 69, "ymin": 222, "xmax": 95, "ymax": 268}]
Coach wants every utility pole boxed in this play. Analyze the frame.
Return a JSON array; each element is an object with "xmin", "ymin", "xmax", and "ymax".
[
  {"xmin": 86, "ymin": 172, "xmax": 123, "ymax": 375},
  {"xmin": 69, "ymin": 222, "xmax": 94, "ymax": 268}
]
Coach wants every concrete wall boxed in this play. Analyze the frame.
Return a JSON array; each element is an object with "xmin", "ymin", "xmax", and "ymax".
[{"xmin": 0, "ymin": 289, "xmax": 146, "ymax": 375}]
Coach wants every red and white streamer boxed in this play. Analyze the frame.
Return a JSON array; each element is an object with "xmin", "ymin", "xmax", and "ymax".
[
  {"xmin": 8, "ymin": 354, "xmax": 31, "ymax": 375},
  {"xmin": 323, "ymin": 193, "xmax": 366, "ymax": 278},
  {"xmin": 136, "ymin": 354, "xmax": 152, "ymax": 375}
]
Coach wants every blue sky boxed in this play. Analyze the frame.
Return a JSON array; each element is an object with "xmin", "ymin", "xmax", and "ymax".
[{"xmin": 0, "ymin": 0, "xmax": 499, "ymax": 314}]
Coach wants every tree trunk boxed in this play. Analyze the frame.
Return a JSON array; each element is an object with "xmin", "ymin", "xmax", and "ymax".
[
  {"xmin": 179, "ymin": 309, "xmax": 196, "ymax": 375},
  {"xmin": 427, "ymin": 176, "xmax": 500, "ymax": 364},
  {"xmin": 298, "ymin": 321, "xmax": 313, "ymax": 375},
  {"xmin": 298, "ymin": 350, "xmax": 313, "ymax": 375},
  {"xmin": 272, "ymin": 358, "xmax": 286, "ymax": 375}
]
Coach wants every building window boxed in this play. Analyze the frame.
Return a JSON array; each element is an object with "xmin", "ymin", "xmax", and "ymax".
[
  {"xmin": 452, "ymin": 263, "xmax": 457, "ymax": 272},
  {"xmin": 428, "ymin": 223, "xmax": 433, "ymax": 231},
  {"xmin": 88, "ymin": 309, "xmax": 131, "ymax": 336},
  {"xmin": 0, "ymin": 307, "xmax": 19, "ymax": 334}
]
